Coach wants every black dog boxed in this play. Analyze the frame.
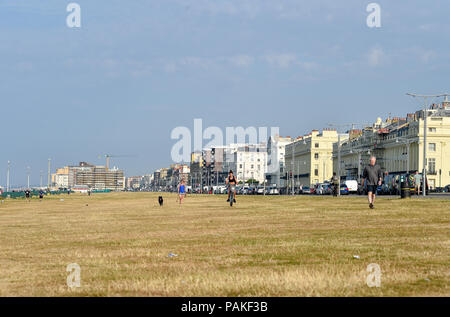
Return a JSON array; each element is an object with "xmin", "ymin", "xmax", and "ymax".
[{"xmin": 158, "ymin": 196, "xmax": 163, "ymax": 206}]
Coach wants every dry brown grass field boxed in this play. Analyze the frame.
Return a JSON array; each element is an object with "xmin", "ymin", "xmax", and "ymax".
[{"xmin": 0, "ymin": 192, "xmax": 448, "ymax": 297}]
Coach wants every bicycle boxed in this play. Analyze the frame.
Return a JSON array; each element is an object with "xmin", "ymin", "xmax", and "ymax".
[{"xmin": 228, "ymin": 185, "xmax": 236, "ymax": 207}]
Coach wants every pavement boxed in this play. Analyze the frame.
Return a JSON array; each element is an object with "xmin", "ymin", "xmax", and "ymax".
[{"xmin": 346, "ymin": 193, "xmax": 450, "ymax": 199}]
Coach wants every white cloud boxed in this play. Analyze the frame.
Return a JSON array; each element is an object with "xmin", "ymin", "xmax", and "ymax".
[
  {"xmin": 418, "ymin": 24, "xmax": 434, "ymax": 32},
  {"xmin": 263, "ymin": 53, "xmax": 298, "ymax": 68},
  {"xmin": 262, "ymin": 53, "xmax": 318, "ymax": 70},
  {"xmin": 227, "ymin": 55, "xmax": 254, "ymax": 67},
  {"xmin": 179, "ymin": 56, "xmax": 215, "ymax": 69},
  {"xmin": 367, "ymin": 47, "xmax": 386, "ymax": 67},
  {"xmin": 164, "ymin": 62, "xmax": 177, "ymax": 73},
  {"xmin": 405, "ymin": 47, "xmax": 437, "ymax": 63},
  {"xmin": 176, "ymin": 0, "xmax": 310, "ymax": 19},
  {"xmin": 420, "ymin": 50, "xmax": 437, "ymax": 63}
]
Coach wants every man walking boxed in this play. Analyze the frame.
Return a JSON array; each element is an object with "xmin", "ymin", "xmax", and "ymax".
[
  {"xmin": 331, "ymin": 172, "xmax": 339, "ymax": 197},
  {"xmin": 362, "ymin": 156, "xmax": 383, "ymax": 209},
  {"xmin": 414, "ymin": 171, "xmax": 421, "ymax": 196},
  {"xmin": 25, "ymin": 189, "xmax": 31, "ymax": 202}
]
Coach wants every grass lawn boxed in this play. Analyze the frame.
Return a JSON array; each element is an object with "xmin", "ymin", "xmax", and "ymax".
[{"xmin": 0, "ymin": 192, "xmax": 448, "ymax": 296}]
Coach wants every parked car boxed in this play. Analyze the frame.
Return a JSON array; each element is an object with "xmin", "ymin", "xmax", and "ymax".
[
  {"xmin": 315, "ymin": 183, "xmax": 332, "ymax": 195},
  {"xmin": 433, "ymin": 187, "xmax": 446, "ymax": 193},
  {"xmin": 256, "ymin": 186, "xmax": 265, "ymax": 195},
  {"xmin": 445, "ymin": 185, "xmax": 450, "ymax": 192},
  {"xmin": 291, "ymin": 188, "xmax": 301, "ymax": 195},
  {"xmin": 340, "ymin": 184, "xmax": 349, "ymax": 195},
  {"xmin": 322, "ymin": 184, "xmax": 332, "ymax": 195},
  {"xmin": 266, "ymin": 186, "xmax": 279, "ymax": 195},
  {"xmin": 301, "ymin": 186, "xmax": 312, "ymax": 194},
  {"xmin": 344, "ymin": 180, "xmax": 358, "ymax": 193},
  {"xmin": 314, "ymin": 183, "xmax": 323, "ymax": 195}
]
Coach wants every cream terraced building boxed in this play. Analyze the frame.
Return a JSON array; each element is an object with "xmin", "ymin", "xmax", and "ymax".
[
  {"xmin": 334, "ymin": 99, "xmax": 450, "ymax": 189},
  {"xmin": 285, "ymin": 129, "xmax": 341, "ymax": 189}
]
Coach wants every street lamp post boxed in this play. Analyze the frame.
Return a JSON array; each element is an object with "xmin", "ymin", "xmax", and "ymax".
[
  {"xmin": 291, "ymin": 142, "xmax": 295, "ymax": 195},
  {"xmin": 337, "ymin": 133, "xmax": 341, "ymax": 196},
  {"xmin": 357, "ymin": 152, "xmax": 362, "ymax": 184},
  {"xmin": 328, "ymin": 123, "xmax": 360, "ymax": 197},
  {"xmin": 27, "ymin": 166, "xmax": 31, "ymax": 189},
  {"xmin": 6, "ymin": 161, "xmax": 11, "ymax": 192},
  {"xmin": 47, "ymin": 158, "xmax": 51, "ymax": 188},
  {"xmin": 423, "ymin": 105, "xmax": 428, "ymax": 197}
]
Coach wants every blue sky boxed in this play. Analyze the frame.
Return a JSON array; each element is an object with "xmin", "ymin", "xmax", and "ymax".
[{"xmin": 1, "ymin": 0, "xmax": 450, "ymax": 186}]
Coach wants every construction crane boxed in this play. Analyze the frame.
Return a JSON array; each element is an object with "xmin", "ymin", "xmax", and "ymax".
[{"xmin": 98, "ymin": 154, "xmax": 134, "ymax": 170}]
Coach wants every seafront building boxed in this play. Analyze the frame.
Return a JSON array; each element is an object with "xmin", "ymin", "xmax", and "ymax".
[
  {"xmin": 284, "ymin": 129, "xmax": 342, "ymax": 189},
  {"xmin": 52, "ymin": 162, "xmax": 125, "ymax": 191},
  {"xmin": 333, "ymin": 99, "xmax": 450, "ymax": 190}
]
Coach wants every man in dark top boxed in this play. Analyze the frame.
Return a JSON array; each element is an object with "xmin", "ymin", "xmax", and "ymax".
[
  {"xmin": 331, "ymin": 172, "xmax": 339, "ymax": 197},
  {"xmin": 25, "ymin": 189, "xmax": 31, "ymax": 202},
  {"xmin": 362, "ymin": 156, "xmax": 383, "ymax": 209}
]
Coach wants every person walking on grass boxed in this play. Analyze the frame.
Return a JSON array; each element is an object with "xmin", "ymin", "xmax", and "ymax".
[
  {"xmin": 414, "ymin": 171, "xmax": 422, "ymax": 196},
  {"xmin": 177, "ymin": 179, "xmax": 186, "ymax": 205},
  {"xmin": 331, "ymin": 172, "xmax": 339, "ymax": 197},
  {"xmin": 362, "ymin": 156, "xmax": 383, "ymax": 209}
]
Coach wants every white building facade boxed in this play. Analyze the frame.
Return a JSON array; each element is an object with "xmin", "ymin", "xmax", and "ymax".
[
  {"xmin": 232, "ymin": 144, "xmax": 267, "ymax": 184},
  {"xmin": 266, "ymin": 135, "xmax": 293, "ymax": 188}
]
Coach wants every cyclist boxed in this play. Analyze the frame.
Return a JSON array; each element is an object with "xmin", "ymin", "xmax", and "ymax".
[{"xmin": 226, "ymin": 170, "xmax": 237, "ymax": 203}]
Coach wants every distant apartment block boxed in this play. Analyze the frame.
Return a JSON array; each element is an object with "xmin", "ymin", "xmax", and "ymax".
[
  {"xmin": 232, "ymin": 143, "xmax": 267, "ymax": 184},
  {"xmin": 53, "ymin": 162, "xmax": 125, "ymax": 191},
  {"xmin": 126, "ymin": 176, "xmax": 143, "ymax": 189}
]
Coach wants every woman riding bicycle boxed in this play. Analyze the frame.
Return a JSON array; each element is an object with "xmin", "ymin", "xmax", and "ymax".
[{"xmin": 226, "ymin": 170, "xmax": 237, "ymax": 203}]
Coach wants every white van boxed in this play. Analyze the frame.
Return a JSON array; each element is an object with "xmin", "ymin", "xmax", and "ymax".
[{"xmin": 344, "ymin": 180, "xmax": 358, "ymax": 193}]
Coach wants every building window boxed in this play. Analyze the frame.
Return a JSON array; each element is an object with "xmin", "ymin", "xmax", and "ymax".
[
  {"xmin": 314, "ymin": 153, "xmax": 319, "ymax": 159},
  {"xmin": 315, "ymin": 143, "xmax": 319, "ymax": 148},
  {"xmin": 314, "ymin": 169, "xmax": 319, "ymax": 176},
  {"xmin": 239, "ymin": 164, "xmax": 242, "ymax": 168},
  {"xmin": 428, "ymin": 158, "xmax": 436, "ymax": 174},
  {"xmin": 429, "ymin": 127, "xmax": 436, "ymax": 133},
  {"xmin": 251, "ymin": 165, "xmax": 254, "ymax": 169},
  {"xmin": 429, "ymin": 143, "xmax": 436, "ymax": 152}
]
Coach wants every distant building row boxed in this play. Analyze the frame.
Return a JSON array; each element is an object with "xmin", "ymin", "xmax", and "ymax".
[
  {"xmin": 147, "ymin": 98, "xmax": 450, "ymax": 192},
  {"xmin": 52, "ymin": 162, "xmax": 125, "ymax": 191}
]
